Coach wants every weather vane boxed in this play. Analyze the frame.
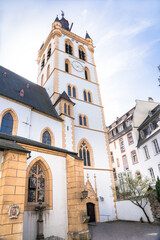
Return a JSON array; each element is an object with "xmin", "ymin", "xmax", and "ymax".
[{"xmin": 61, "ymin": 10, "xmax": 64, "ymax": 18}]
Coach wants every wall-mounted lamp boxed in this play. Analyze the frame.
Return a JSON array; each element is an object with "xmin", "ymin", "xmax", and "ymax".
[{"xmin": 81, "ymin": 190, "xmax": 88, "ymax": 201}]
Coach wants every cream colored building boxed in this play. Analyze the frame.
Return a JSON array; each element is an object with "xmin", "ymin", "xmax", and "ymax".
[
  {"xmin": 0, "ymin": 13, "xmax": 116, "ymax": 240},
  {"xmin": 107, "ymin": 99, "xmax": 159, "ymax": 186}
]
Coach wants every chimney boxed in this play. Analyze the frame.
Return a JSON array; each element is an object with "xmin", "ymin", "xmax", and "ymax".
[{"xmin": 148, "ymin": 97, "xmax": 154, "ymax": 102}]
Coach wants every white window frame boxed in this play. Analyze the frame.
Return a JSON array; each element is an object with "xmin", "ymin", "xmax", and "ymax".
[
  {"xmin": 131, "ymin": 150, "xmax": 137, "ymax": 164},
  {"xmin": 152, "ymin": 139, "xmax": 160, "ymax": 155},
  {"xmin": 127, "ymin": 132, "xmax": 133, "ymax": 144},
  {"xmin": 143, "ymin": 145, "xmax": 150, "ymax": 160},
  {"xmin": 148, "ymin": 168, "xmax": 155, "ymax": 182}
]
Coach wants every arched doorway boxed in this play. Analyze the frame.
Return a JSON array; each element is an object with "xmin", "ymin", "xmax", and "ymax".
[{"xmin": 87, "ymin": 202, "xmax": 96, "ymax": 222}]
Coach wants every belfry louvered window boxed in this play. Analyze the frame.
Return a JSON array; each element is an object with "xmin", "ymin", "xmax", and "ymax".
[
  {"xmin": 79, "ymin": 48, "xmax": 85, "ymax": 61},
  {"xmin": 28, "ymin": 163, "xmax": 45, "ymax": 203},
  {"xmin": 65, "ymin": 42, "xmax": 72, "ymax": 55}
]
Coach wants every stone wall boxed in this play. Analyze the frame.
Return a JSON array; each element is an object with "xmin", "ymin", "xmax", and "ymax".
[{"xmin": 0, "ymin": 150, "xmax": 27, "ymax": 240}]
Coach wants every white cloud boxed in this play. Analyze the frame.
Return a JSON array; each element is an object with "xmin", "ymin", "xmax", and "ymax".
[{"xmin": 82, "ymin": 9, "xmax": 87, "ymax": 15}]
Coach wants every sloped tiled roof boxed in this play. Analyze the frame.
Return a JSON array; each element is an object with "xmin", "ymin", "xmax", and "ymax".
[
  {"xmin": 0, "ymin": 133, "xmax": 82, "ymax": 160},
  {"xmin": 138, "ymin": 104, "xmax": 160, "ymax": 130},
  {"xmin": 54, "ymin": 91, "xmax": 75, "ymax": 106},
  {"xmin": 85, "ymin": 32, "xmax": 91, "ymax": 39},
  {"xmin": 0, "ymin": 66, "xmax": 62, "ymax": 121}
]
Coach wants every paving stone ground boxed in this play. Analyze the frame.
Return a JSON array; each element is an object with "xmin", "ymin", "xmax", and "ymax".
[{"xmin": 88, "ymin": 221, "xmax": 160, "ymax": 240}]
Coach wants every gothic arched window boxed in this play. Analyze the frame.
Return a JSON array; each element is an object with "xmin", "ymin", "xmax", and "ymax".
[
  {"xmin": 83, "ymin": 116, "xmax": 87, "ymax": 126},
  {"xmin": 84, "ymin": 67, "xmax": 90, "ymax": 81},
  {"xmin": 41, "ymin": 55, "xmax": 45, "ymax": 70},
  {"xmin": 0, "ymin": 112, "xmax": 13, "ymax": 135},
  {"xmin": 47, "ymin": 45, "xmax": 51, "ymax": 60},
  {"xmin": 83, "ymin": 91, "xmax": 87, "ymax": 101},
  {"xmin": 73, "ymin": 87, "xmax": 76, "ymax": 98},
  {"xmin": 68, "ymin": 105, "xmax": 70, "ymax": 116},
  {"xmin": 79, "ymin": 141, "xmax": 91, "ymax": 166},
  {"xmin": 65, "ymin": 61, "xmax": 69, "ymax": 72},
  {"xmin": 68, "ymin": 85, "xmax": 71, "ymax": 96},
  {"xmin": 85, "ymin": 69, "xmax": 88, "ymax": 80},
  {"xmin": 79, "ymin": 115, "xmax": 82, "ymax": 125},
  {"xmin": 28, "ymin": 163, "xmax": 45, "ymax": 203},
  {"xmin": 65, "ymin": 40, "xmax": 73, "ymax": 55},
  {"xmin": 79, "ymin": 46, "xmax": 86, "ymax": 61},
  {"xmin": 42, "ymin": 131, "xmax": 51, "ymax": 145},
  {"xmin": 88, "ymin": 92, "xmax": 91, "ymax": 103},
  {"xmin": 65, "ymin": 59, "xmax": 71, "ymax": 73},
  {"xmin": 64, "ymin": 103, "xmax": 67, "ymax": 114}
]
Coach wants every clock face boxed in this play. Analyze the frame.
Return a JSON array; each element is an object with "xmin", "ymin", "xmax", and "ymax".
[{"xmin": 72, "ymin": 61, "xmax": 83, "ymax": 72}]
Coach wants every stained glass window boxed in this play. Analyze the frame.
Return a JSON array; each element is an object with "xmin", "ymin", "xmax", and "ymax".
[
  {"xmin": 42, "ymin": 131, "xmax": 51, "ymax": 145},
  {"xmin": 28, "ymin": 163, "xmax": 45, "ymax": 203},
  {"xmin": 0, "ymin": 112, "xmax": 13, "ymax": 135},
  {"xmin": 79, "ymin": 141, "xmax": 91, "ymax": 166}
]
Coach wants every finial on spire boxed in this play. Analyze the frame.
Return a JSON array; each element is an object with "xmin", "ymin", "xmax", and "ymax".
[{"xmin": 61, "ymin": 10, "xmax": 64, "ymax": 18}]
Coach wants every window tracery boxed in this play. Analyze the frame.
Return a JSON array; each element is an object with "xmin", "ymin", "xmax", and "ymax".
[
  {"xmin": 79, "ymin": 141, "xmax": 91, "ymax": 166},
  {"xmin": 28, "ymin": 163, "xmax": 45, "ymax": 203}
]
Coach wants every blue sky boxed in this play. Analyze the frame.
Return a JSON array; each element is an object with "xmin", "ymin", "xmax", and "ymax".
[{"xmin": 0, "ymin": 0, "xmax": 160, "ymax": 125}]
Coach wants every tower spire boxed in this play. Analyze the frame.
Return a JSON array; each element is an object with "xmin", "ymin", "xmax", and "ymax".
[{"xmin": 85, "ymin": 31, "xmax": 91, "ymax": 39}]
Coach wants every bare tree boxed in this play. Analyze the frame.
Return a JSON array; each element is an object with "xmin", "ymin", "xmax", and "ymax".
[{"xmin": 116, "ymin": 176, "xmax": 152, "ymax": 223}]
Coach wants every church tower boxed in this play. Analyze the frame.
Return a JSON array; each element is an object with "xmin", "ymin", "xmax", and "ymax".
[{"xmin": 37, "ymin": 12, "xmax": 117, "ymax": 224}]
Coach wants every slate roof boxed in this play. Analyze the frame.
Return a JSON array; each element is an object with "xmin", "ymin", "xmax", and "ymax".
[
  {"xmin": 0, "ymin": 133, "xmax": 82, "ymax": 160},
  {"xmin": 0, "ymin": 66, "xmax": 62, "ymax": 121},
  {"xmin": 60, "ymin": 17, "xmax": 70, "ymax": 31},
  {"xmin": 138, "ymin": 104, "xmax": 160, "ymax": 130},
  {"xmin": 85, "ymin": 32, "xmax": 91, "ymax": 39},
  {"xmin": 0, "ymin": 138, "xmax": 30, "ymax": 153},
  {"xmin": 54, "ymin": 16, "xmax": 60, "ymax": 22},
  {"xmin": 54, "ymin": 91, "xmax": 75, "ymax": 106}
]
